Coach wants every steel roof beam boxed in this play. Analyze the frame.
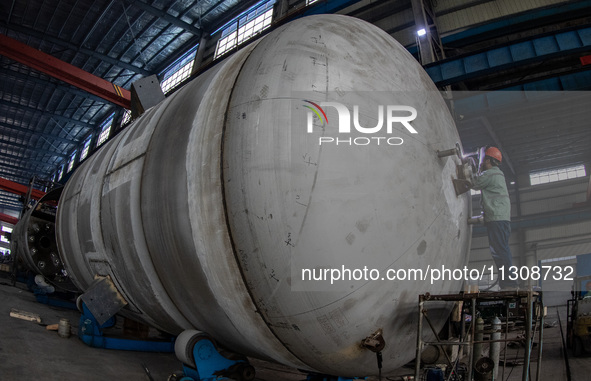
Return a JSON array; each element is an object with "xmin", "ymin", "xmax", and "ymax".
[
  {"xmin": 426, "ymin": 25, "xmax": 591, "ymax": 87},
  {"xmin": 0, "ymin": 138, "xmax": 68, "ymax": 159},
  {"xmin": 2, "ymin": 23, "xmax": 152, "ymax": 77},
  {"xmin": 103, "ymin": 8, "xmax": 158, "ymax": 84},
  {"xmin": 73, "ymin": 2, "xmax": 147, "ymax": 93},
  {"xmin": 0, "ymin": 33, "xmax": 132, "ymax": 109},
  {"xmin": 133, "ymin": 19, "xmax": 190, "ymax": 70},
  {"xmin": 150, "ymin": 34, "xmax": 200, "ymax": 75},
  {"xmin": 79, "ymin": 0, "xmax": 118, "ymax": 49},
  {"xmin": 147, "ymin": 0, "xmax": 229, "ymax": 76},
  {"xmin": 0, "ymin": 121, "xmax": 77, "ymax": 146},
  {"xmin": 0, "ymin": 170, "xmax": 33, "ymax": 182},
  {"xmin": 0, "ymin": 177, "xmax": 46, "ymax": 200},
  {"xmin": 0, "ymin": 98, "xmax": 93, "ymax": 130},
  {"xmin": 0, "ymin": 152, "xmax": 58, "ymax": 169},
  {"xmin": 0, "ymin": 161, "xmax": 51, "ymax": 173},
  {"xmin": 130, "ymin": 0, "xmax": 202, "ymax": 36},
  {"xmin": 2, "ymin": 67, "xmax": 110, "ymax": 106}
]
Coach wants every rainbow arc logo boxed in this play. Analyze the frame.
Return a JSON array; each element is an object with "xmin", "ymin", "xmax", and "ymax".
[{"xmin": 302, "ymin": 100, "xmax": 328, "ymax": 126}]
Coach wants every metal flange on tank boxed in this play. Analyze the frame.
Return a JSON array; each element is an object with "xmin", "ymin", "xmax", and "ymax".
[{"xmin": 11, "ymin": 187, "xmax": 76, "ymax": 292}]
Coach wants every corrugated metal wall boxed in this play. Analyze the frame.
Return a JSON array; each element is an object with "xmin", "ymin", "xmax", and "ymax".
[
  {"xmin": 341, "ymin": 0, "xmax": 571, "ymax": 47},
  {"xmin": 435, "ymin": 0, "xmax": 568, "ymax": 34}
]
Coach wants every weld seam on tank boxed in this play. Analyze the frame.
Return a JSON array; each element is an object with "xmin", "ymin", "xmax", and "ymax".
[
  {"xmin": 182, "ymin": 39, "xmax": 309, "ymax": 367},
  {"xmin": 59, "ymin": 104, "xmax": 193, "ymax": 331},
  {"xmin": 58, "ymin": 130, "xmax": 126, "ymax": 292},
  {"xmin": 134, "ymin": 90, "xmax": 199, "ymax": 330},
  {"xmin": 108, "ymin": 95, "xmax": 195, "ymax": 328},
  {"xmin": 217, "ymin": 32, "xmax": 310, "ymax": 369}
]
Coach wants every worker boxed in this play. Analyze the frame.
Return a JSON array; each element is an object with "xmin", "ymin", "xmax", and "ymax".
[{"xmin": 471, "ymin": 146, "xmax": 519, "ymax": 290}]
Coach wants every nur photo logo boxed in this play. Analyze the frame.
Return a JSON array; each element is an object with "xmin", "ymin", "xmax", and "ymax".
[{"xmin": 302, "ymin": 99, "xmax": 418, "ymax": 146}]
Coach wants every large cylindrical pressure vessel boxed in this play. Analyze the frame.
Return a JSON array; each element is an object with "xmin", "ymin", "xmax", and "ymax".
[
  {"xmin": 56, "ymin": 15, "xmax": 470, "ymax": 376},
  {"xmin": 11, "ymin": 188, "xmax": 75, "ymax": 291}
]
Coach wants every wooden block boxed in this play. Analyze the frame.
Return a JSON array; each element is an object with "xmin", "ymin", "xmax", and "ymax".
[
  {"xmin": 9, "ymin": 308, "xmax": 42, "ymax": 323},
  {"xmin": 46, "ymin": 324, "xmax": 59, "ymax": 331}
]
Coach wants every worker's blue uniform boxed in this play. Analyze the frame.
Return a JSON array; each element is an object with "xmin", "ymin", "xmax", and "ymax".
[{"xmin": 472, "ymin": 166, "xmax": 518, "ymax": 289}]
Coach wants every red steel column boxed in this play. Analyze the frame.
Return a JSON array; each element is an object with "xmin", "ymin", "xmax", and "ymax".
[{"xmin": 0, "ymin": 213, "xmax": 18, "ymax": 225}]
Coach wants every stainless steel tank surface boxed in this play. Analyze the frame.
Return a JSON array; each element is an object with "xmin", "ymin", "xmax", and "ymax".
[{"xmin": 56, "ymin": 14, "xmax": 470, "ymax": 377}]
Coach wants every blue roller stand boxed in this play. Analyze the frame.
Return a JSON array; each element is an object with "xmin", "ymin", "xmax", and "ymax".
[
  {"xmin": 27, "ymin": 272, "xmax": 78, "ymax": 310},
  {"xmin": 78, "ymin": 302, "xmax": 175, "ymax": 352},
  {"xmin": 175, "ymin": 330, "xmax": 256, "ymax": 381}
]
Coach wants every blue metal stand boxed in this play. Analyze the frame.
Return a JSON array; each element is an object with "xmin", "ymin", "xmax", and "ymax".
[
  {"xmin": 175, "ymin": 330, "xmax": 255, "ymax": 381},
  {"xmin": 34, "ymin": 292, "xmax": 77, "ymax": 310},
  {"xmin": 78, "ymin": 303, "xmax": 175, "ymax": 352}
]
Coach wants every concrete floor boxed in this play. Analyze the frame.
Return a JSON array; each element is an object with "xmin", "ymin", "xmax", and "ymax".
[
  {"xmin": 538, "ymin": 305, "xmax": 591, "ymax": 381},
  {"xmin": 0, "ymin": 277, "xmax": 179, "ymax": 380},
  {"xmin": 0, "ymin": 276, "xmax": 310, "ymax": 381},
  {"xmin": 1, "ymin": 273, "xmax": 590, "ymax": 380}
]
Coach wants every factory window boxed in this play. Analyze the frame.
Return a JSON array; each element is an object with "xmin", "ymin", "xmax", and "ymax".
[
  {"xmin": 80, "ymin": 137, "xmax": 92, "ymax": 161},
  {"xmin": 530, "ymin": 164, "xmax": 586, "ymax": 186},
  {"xmin": 214, "ymin": 0, "xmax": 275, "ymax": 59},
  {"xmin": 57, "ymin": 165, "xmax": 64, "ymax": 181},
  {"xmin": 540, "ymin": 256, "xmax": 576, "ymax": 263},
  {"xmin": 96, "ymin": 114, "xmax": 114, "ymax": 147},
  {"xmin": 121, "ymin": 109, "xmax": 132, "ymax": 125},
  {"xmin": 306, "ymin": 0, "xmax": 320, "ymax": 5},
  {"xmin": 67, "ymin": 150, "xmax": 77, "ymax": 173},
  {"xmin": 1, "ymin": 226, "xmax": 12, "ymax": 244},
  {"xmin": 160, "ymin": 46, "xmax": 198, "ymax": 94}
]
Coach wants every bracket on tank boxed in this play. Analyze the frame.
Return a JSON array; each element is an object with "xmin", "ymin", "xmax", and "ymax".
[
  {"xmin": 437, "ymin": 142, "xmax": 478, "ymax": 196},
  {"xmin": 172, "ymin": 330, "xmax": 256, "ymax": 381}
]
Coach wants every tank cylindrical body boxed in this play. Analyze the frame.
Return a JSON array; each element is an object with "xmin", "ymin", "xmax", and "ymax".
[{"xmin": 56, "ymin": 15, "xmax": 470, "ymax": 376}]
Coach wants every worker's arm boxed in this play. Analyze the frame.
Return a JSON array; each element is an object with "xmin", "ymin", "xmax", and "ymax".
[{"xmin": 470, "ymin": 170, "xmax": 492, "ymax": 191}]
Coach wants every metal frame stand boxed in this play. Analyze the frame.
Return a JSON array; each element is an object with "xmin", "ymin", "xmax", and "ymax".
[
  {"xmin": 78, "ymin": 302, "xmax": 175, "ymax": 352},
  {"xmin": 415, "ymin": 291, "xmax": 543, "ymax": 381},
  {"xmin": 34, "ymin": 292, "xmax": 77, "ymax": 310}
]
